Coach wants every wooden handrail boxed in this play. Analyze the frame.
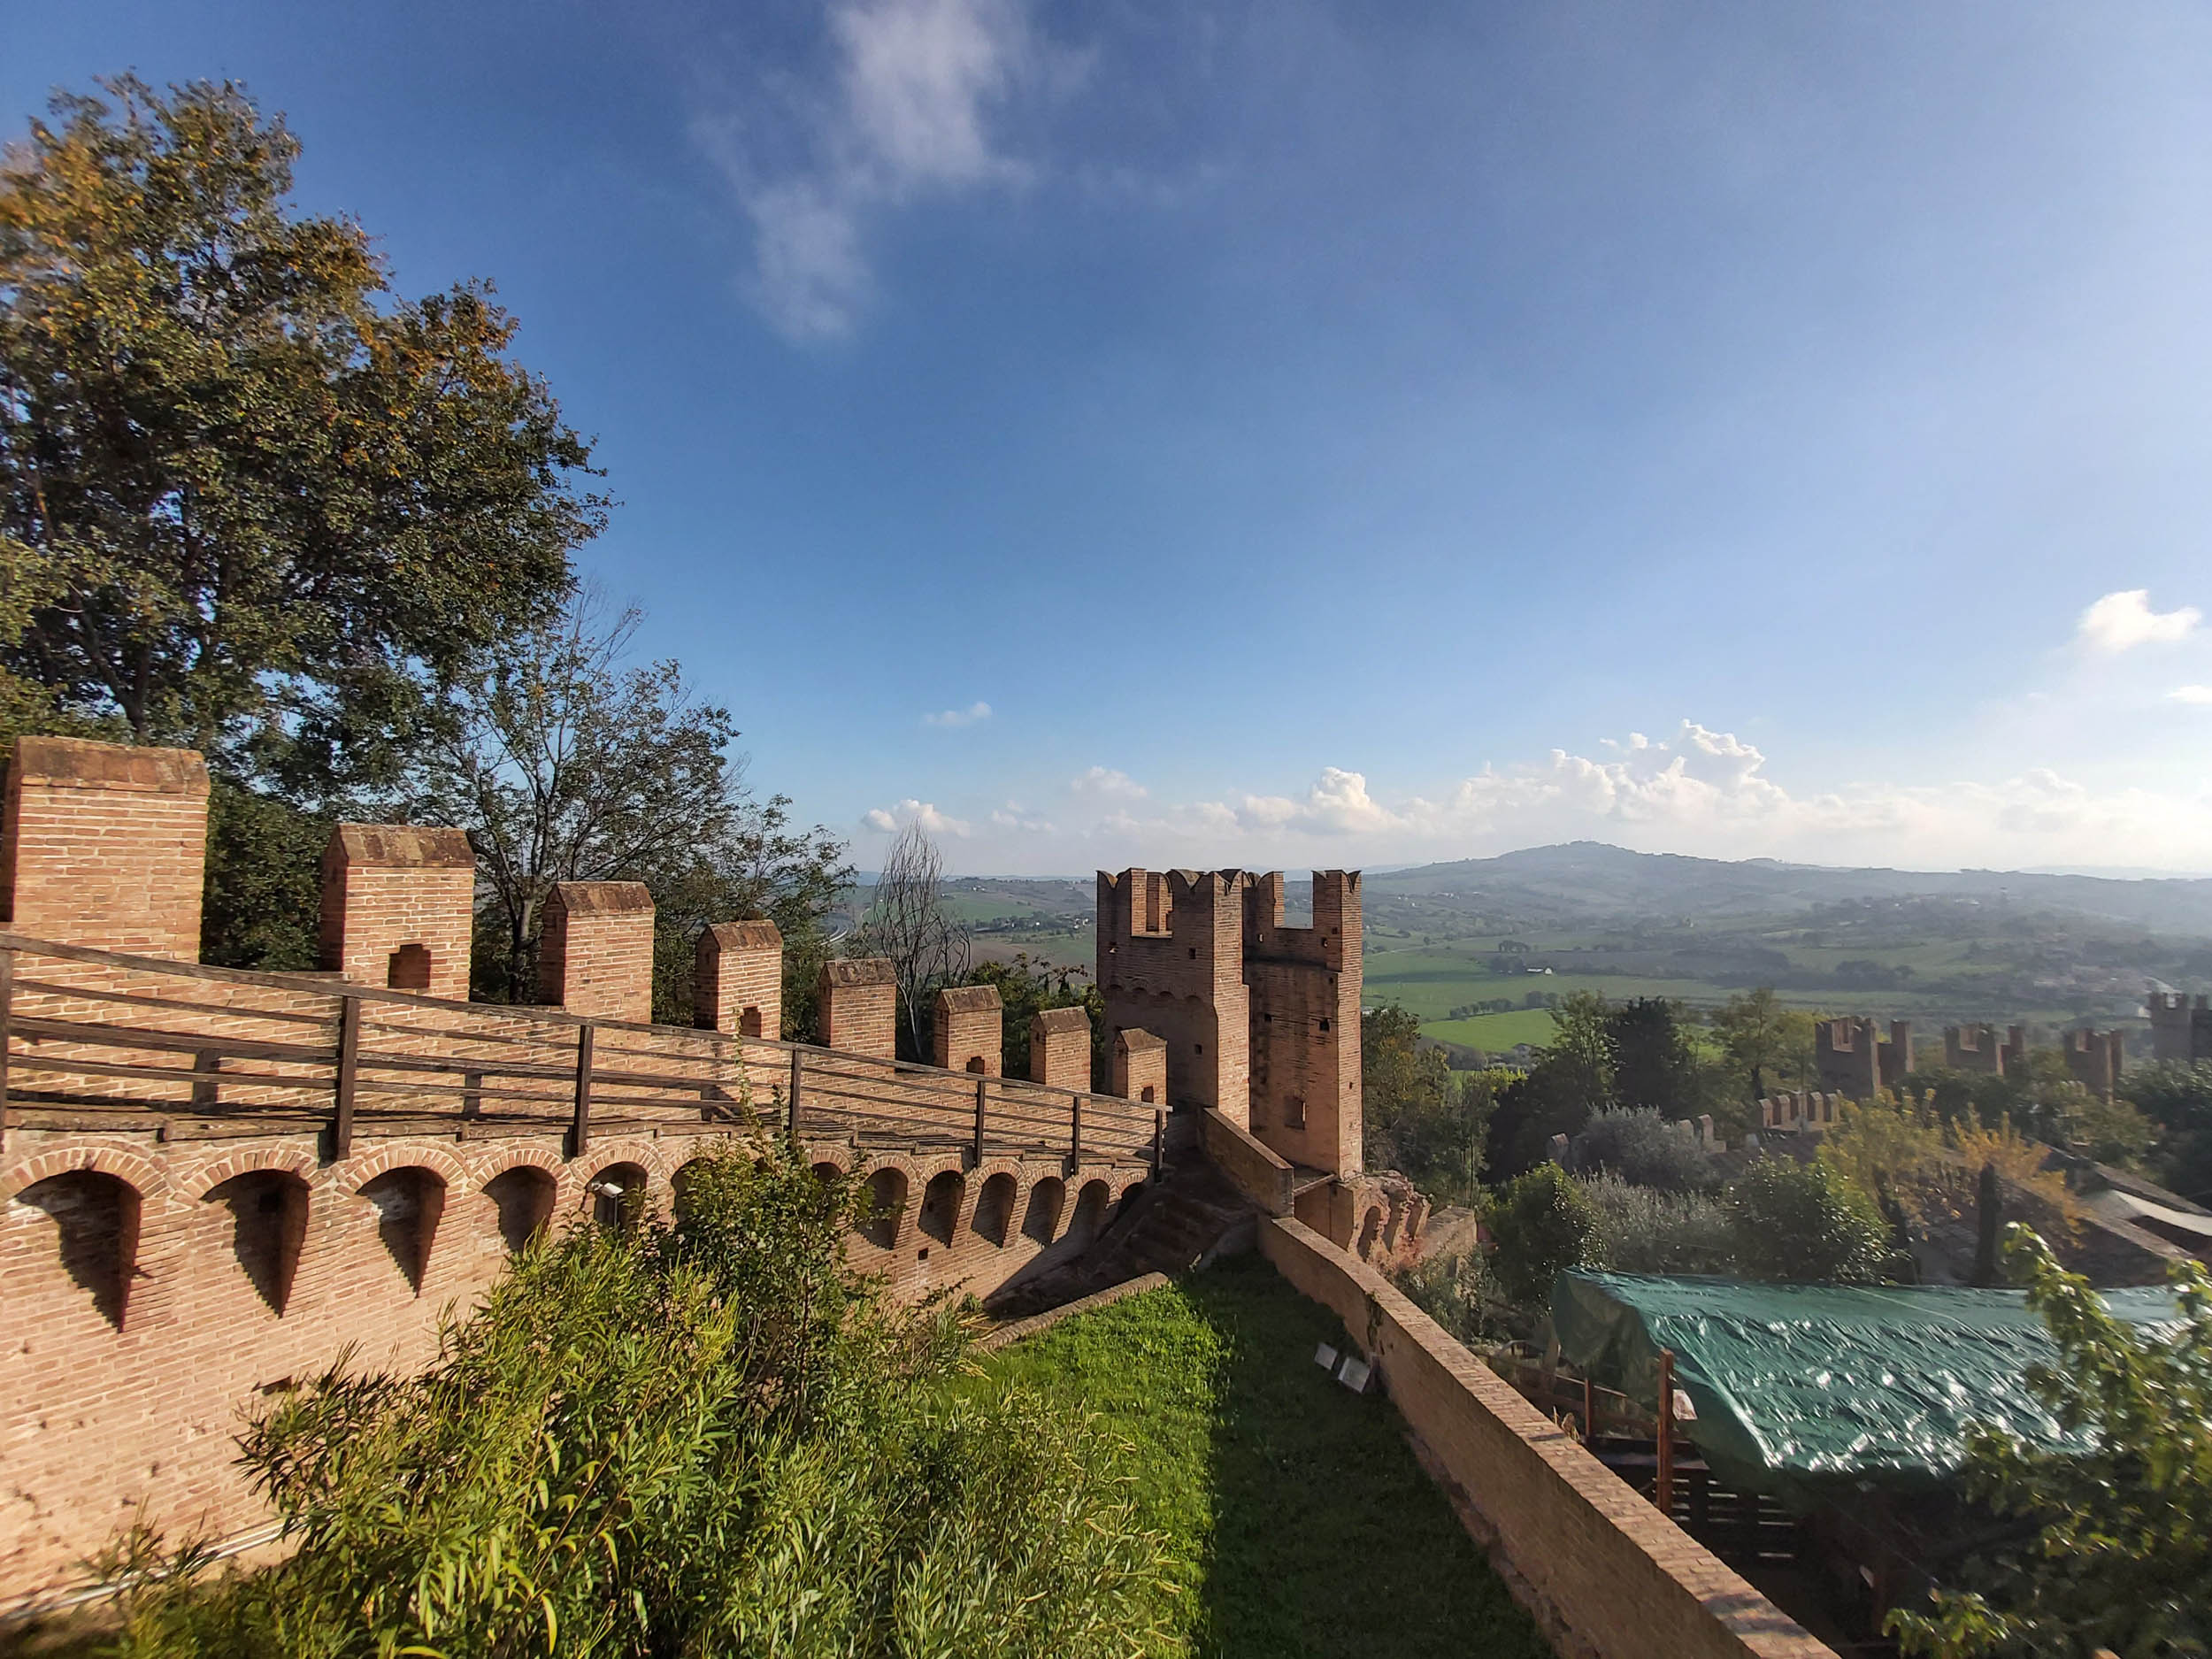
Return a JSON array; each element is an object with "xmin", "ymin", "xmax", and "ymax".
[{"xmin": 0, "ymin": 930, "xmax": 1158, "ymax": 1166}]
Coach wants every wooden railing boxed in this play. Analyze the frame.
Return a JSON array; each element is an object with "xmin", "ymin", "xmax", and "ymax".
[{"xmin": 0, "ymin": 933, "xmax": 1162, "ymax": 1172}]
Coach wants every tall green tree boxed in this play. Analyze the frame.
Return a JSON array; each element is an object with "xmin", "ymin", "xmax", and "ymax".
[
  {"xmin": 1363, "ymin": 1005, "xmax": 1494, "ymax": 1205},
  {"xmin": 421, "ymin": 589, "xmax": 848, "ymax": 1020},
  {"xmin": 0, "ymin": 75, "xmax": 597, "ymax": 789},
  {"xmin": 1709, "ymin": 988, "xmax": 1815, "ymax": 1104},
  {"xmin": 1605, "ymin": 996, "xmax": 1702, "ymax": 1118},
  {"xmin": 1890, "ymin": 1227, "xmax": 2212, "ymax": 1658}
]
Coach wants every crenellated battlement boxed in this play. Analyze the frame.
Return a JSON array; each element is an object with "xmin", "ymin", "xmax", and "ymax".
[
  {"xmin": 1098, "ymin": 865, "xmax": 1363, "ymax": 1184},
  {"xmin": 0, "ymin": 739, "xmax": 1164, "ymax": 1608}
]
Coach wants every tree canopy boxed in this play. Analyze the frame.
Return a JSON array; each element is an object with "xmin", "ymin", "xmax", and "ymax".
[
  {"xmin": 1890, "ymin": 1226, "xmax": 2212, "ymax": 1658},
  {"xmin": 0, "ymin": 76, "xmax": 599, "ymax": 791}
]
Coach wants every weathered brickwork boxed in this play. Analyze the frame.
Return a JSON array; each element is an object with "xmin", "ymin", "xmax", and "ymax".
[
  {"xmin": 818, "ymin": 957, "xmax": 896, "ymax": 1058},
  {"xmin": 695, "ymin": 919, "xmax": 783, "ymax": 1037},
  {"xmin": 319, "ymin": 825, "xmax": 476, "ymax": 1000},
  {"xmin": 1241, "ymin": 871, "xmax": 1362, "ymax": 1174},
  {"xmin": 1097, "ymin": 869, "xmax": 1249, "ymax": 1122},
  {"xmin": 1944, "ymin": 1023, "xmax": 2024, "ymax": 1077},
  {"xmin": 1028, "ymin": 1005, "xmax": 1091, "ymax": 1091},
  {"xmin": 1096, "ymin": 866, "xmax": 1363, "ymax": 1175},
  {"xmin": 2063, "ymin": 1026, "xmax": 2124, "ymax": 1099},
  {"xmin": 1, "ymin": 1121, "xmax": 1144, "ymax": 1603},
  {"xmin": 0, "ymin": 741, "xmax": 1164, "ymax": 1608},
  {"xmin": 538, "ymin": 882, "xmax": 656, "ymax": 1023},
  {"xmin": 1110, "ymin": 1026, "xmax": 1167, "ymax": 1104},
  {"xmin": 933, "ymin": 983, "xmax": 1002, "ymax": 1074},
  {"xmin": 1, "ymin": 738, "xmax": 209, "ymax": 961},
  {"xmin": 1812, "ymin": 1018, "xmax": 1914, "ymax": 1100},
  {"xmin": 2148, "ymin": 992, "xmax": 2212, "ymax": 1064}
]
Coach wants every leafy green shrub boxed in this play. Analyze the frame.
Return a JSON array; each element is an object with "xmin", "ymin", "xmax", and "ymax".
[
  {"xmin": 1724, "ymin": 1156, "xmax": 1888, "ymax": 1284},
  {"xmin": 1889, "ymin": 1226, "xmax": 2212, "ymax": 1658},
  {"xmin": 104, "ymin": 1146, "xmax": 1167, "ymax": 1658},
  {"xmin": 1488, "ymin": 1164, "xmax": 1600, "ymax": 1307},
  {"xmin": 1579, "ymin": 1172, "xmax": 1733, "ymax": 1275},
  {"xmin": 1394, "ymin": 1248, "xmax": 1502, "ymax": 1348},
  {"xmin": 1567, "ymin": 1107, "xmax": 1715, "ymax": 1193}
]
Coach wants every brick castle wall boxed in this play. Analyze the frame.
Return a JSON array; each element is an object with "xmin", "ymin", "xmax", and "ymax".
[
  {"xmin": 1, "ymin": 737, "xmax": 209, "ymax": 960},
  {"xmin": 538, "ymin": 881, "xmax": 656, "ymax": 1023},
  {"xmin": 695, "ymin": 920, "xmax": 783, "ymax": 1037},
  {"xmin": 319, "ymin": 825, "xmax": 476, "ymax": 1000}
]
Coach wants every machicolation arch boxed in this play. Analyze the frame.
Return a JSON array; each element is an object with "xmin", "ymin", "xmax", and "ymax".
[
  {"xmin": 205, "ymin": 1169, "xmax": 311, "ymax": 1317},
  {"xmin": 484, "ymin": 1165, "xmax": 557, "ymax": 1253},
  {"xmin": 16, "ymin": 1170, "xmax": 140, "ymax": 1331}
]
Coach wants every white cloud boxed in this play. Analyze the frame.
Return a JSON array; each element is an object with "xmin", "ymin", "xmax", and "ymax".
[
  {"xmin": 862, "ymin": 798, "xmax": 972, "ymax": 836},
  {"xmin": 989, "ymin": 803, "xmax": 1055, "ymax": 833},
  {"xmin": 2076, "ymin": 588, "xmax": 2201, "ymax": 653},
  {"xmin": 1231, "ymin": 767, "xmax": 1402, "ymax": 835},
  {"xmin": 2169, "ymin": 685, "xmax": 2212, "ymax": 705},
  {"xmin": 923, "ymin": 700, "xmax": 993, "ymax": 727},
  {"xmin": 961, "ymin": 718, "xmax": 2210, "ymax": 875},
  {"xmin": 1070, "ymin": 765, "xmax": 1147, "ymax": 799},
  {"xmin": 699, "ymin": 0, "xmax": 1041, "ymax": 341}
]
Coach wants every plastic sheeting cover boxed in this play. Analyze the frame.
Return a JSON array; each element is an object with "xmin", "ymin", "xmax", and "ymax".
[{"xmin": 1551, "ymin": 1271, "xmax": 2184, "ymax": 1495}]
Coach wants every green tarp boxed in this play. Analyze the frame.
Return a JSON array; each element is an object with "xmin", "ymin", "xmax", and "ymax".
[{"xmin": 1551, "ymin": 1271, "xmax": 2185, "ymax": 1499}]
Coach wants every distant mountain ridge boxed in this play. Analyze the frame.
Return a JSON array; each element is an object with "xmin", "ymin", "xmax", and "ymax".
[{"xmin": 1364, "ymin": 841, "xmax": 2212, "ymax": 936}]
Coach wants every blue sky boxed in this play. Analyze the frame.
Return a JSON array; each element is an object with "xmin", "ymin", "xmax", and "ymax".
[{"xmin": 11, "ymin": 1, "xmax": 2212, "ymax": 874}]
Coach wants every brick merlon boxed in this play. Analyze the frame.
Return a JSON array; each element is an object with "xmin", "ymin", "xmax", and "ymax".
[
  {"xmin": 326, "ymin": 824, "xmax": 474, "ymax": 868},
  {"xmin": 822, "ymin": 957, "xmax": 896, "ymax": 988},
  {"xmin": 9, "ymin": 735, "xmax": 208, "ymax": 795}
]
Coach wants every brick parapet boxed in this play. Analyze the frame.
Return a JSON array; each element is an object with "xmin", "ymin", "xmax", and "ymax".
[
  {"xmin": 1029, "ymin": 1005, "xmax": 1091, "ymax": 1090},
  {"xmin": 1, "ymin": 736, "xmax": 210, "ymax": 961},
  {"xmin": 319, "ymin": 824, "xmax": 475, "ymax": 1000},
  {"xmin": 933, "ymin": 983, "xmax": 1002, "ymax": 1075},
  {"xmin": 1258, "ymin": 1217, "xmax": 1835, "ymax": 1659},
  {"xmin": 2, "ymin": 1115, "xmax": 1148, "ymax": 1607},
  {"xmin": 818, "ymin": 957, "xmax": 896, "ymax": 1059},
  {"xmin": 539, "ymin": 882, "xmax": 655, "ymax": 1023},
  {"xmin": 695, "ymin": 919, "xmax": 783, "ymax": 1038}
]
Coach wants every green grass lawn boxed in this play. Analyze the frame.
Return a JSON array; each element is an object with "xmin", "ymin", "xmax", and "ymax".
[{"xmin": 979, "ymin": 1258, "xmax": 1549, "ymax": 1659}]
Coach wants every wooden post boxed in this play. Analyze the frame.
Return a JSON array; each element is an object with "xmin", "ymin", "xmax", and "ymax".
[
  {"xmin": 1655, "ymin": 1348, "xmax": 1676, "ymax": 1516},
  {"xmin": 462, "ymin": 1070, "xmax": 484, "ymax": 1119},
  {"xmin": 331, "ymin": 995, "xmax": 361, "ymax": 1162},
  {"xmin": 571, "ymin": 1022, "xmax": 595, "ymax": 1157},
  {"xmin": 0, "ymin": 948, "xmax": 14, "ymax": 1156},
  {"xmin": 1153, "ymin": 1108, "xmax": 1165, "ymax": 1178},
  {"xmin": 1070, "ymin": 1092, "xmax": 1083, "ymax": 1171},
  {"xmin": 191, "ymin": 1049, "xmax": 221, "ymax": 1109},
  {"xmin": 972, "ymin": 1075, "xmax": 987, "ymax": 1165},
  {"xmin": 1584, "ymin": 1373, "xmax": 1597, "ymax": 1444},
  {"xmin": 787, "ymin": 1048, "xmax": 803, "ymax": 1142}
]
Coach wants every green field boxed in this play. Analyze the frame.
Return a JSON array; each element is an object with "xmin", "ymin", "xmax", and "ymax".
[
  {"xmin": 1415, "ymin": 1009, "xmax": 1559, "ymax": 1051},
  {"xmin": 979, "ymin": 1263, "xmax": 1547, "ymax": 1658}
]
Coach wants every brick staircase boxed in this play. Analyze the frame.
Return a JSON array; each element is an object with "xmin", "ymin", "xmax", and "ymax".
[{"xmin": 983, "ymin": 1155, "xmax": 1257, "ymax": 1319}]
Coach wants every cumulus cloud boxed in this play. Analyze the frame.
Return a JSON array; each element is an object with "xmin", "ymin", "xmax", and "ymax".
[
  {"xmin": 2076, "ymin": 588, "xmax": 2201, "ymax": 653},
  {"xmin": 989, "ymin": 803, "xmax": 1055, "ymax": 833},
  {"xmin": 1231, "ymin": 767, "xmax": 1402, "ymax": 835},
  {"xmin": 977, "ymin": 719, "xmax": 2210, "ymax": 875},
  {"xmin": 2169, "ymin": 685, "xmax": 2212, "ymax": 705},
  {"xmin": 863, "ymin": 798, "xmax": 972, "ymax": 836},
  {"xmin": 1070, "ymin": 765, "xmax": 1147, "ymax": 799},
  {"xmin": 923, "ymin": 700, "xmax": 993, "ymax": 727},
  {"xmin": 698, "ymin": 0, "xmax": 1042, "ymax": 341}
]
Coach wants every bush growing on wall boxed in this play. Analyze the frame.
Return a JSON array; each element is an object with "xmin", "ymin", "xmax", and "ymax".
[
  {"xmin": 1579, "ymin": 1173, "xmax": 1733, "ymax": 1276},
  {"xmin": 1567, "ymin": 1107, "xmax": 1715, "ymax": 1193},
  {"xmin": 104, "ymin": 1147, "xmax": 1167, "ymax": 1658},
  {"xmin": 1724, "ymin": 1156, "xmax": 1889, "ymax": 1284},
  {"xmin": 1488, "ymin": 1164, "xmax": 1601, "ymax": 1308}
]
